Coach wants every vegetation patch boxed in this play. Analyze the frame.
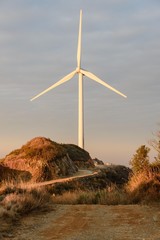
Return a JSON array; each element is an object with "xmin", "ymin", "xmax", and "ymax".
[{"xmin": 0, "ymin": 179, "xmax": 53, "ymax": 238}]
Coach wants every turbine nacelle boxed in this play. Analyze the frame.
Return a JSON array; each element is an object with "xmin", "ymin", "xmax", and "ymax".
[{"xmin": 76, "ymin": 67, "xmax": 81, "ymax": 73}]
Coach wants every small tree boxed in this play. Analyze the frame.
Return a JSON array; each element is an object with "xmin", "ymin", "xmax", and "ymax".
[{"xmin": 130, "ymin": 145, "xmax": 150, "ymax": 174}]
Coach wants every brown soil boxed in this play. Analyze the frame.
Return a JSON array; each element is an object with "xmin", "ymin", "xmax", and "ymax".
[{"xmin": 4, "ymin": 204, "xmax": 160, "ymax": 240}]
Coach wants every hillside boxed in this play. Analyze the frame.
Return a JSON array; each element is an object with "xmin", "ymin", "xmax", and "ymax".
[
  {"xmin": 0, "ymin": 164, "xmax": 31, "ymax": 182},
  {"xmin": 1, "ymin": 137, "xmax": 94, "ymax": 182},
  {"xmin": 51, "ymin": 164, "xmax": 131, "ymax": 195}
]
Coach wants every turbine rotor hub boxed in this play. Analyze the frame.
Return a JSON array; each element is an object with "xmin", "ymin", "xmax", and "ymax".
[{"xmin": 76, "ymin": 67, "xmax": 81, "ymax": 73}]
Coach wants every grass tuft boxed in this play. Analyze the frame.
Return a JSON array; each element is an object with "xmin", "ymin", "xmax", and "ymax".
[{"xmin": 0, "ymin": 181, "xmax": 52, "ymax": 222}]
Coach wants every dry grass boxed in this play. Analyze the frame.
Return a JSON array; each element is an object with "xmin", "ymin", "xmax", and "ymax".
[
  {"xmin": 126, "ymin": 171, "xmax": 149, "ymax": 192},
  {"xmin": 0, "ymin": 180, "xmax": 52, "ymax": 222},
  {"xmin": 52, "ymin": 185, "xmax": 130, "ymax": 205},
  {"xmin": 0, "ymin": 180, "xmax": 53, "ymax": 238},
  {"xmin": 1, "ymin": 169, "xmax": 160, "ymax": 224},
  {"xmin": 52, "ymin": 171, "xmax": 160, "ymax": 205},
  {"xmin": 52, "ymin": 191, "xmax": 79, "ymax": 204},
  {"xmin": 127, "ymin": 171, "xmax": 160, "ymax": 203}
]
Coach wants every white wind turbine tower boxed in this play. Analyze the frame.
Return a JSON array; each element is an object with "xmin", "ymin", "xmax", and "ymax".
[{"xmin": 31, "ymin": 10, "xmax": 127, "ymax": 149}]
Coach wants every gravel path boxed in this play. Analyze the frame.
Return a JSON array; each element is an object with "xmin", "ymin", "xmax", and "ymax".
[
  {"xmin": 9, "ymin": 204, "xmax": 160, "ymax": 240},
  {"xmin": 28, "ymin": 170, "xmax": 98, "ymax": 188}
]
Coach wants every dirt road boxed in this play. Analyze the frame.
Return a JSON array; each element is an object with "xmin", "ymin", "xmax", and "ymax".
[
  {"xmin": 11, "ymin": 204, "xmax": 160, "ymax": 240},
  {"xmin": 29, "ymin": 170, "xmax": 98, "ymax": 188}
]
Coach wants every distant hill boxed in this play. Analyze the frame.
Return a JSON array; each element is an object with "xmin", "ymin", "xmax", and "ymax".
[{"xmin": 1, "ymin": 137, "xmax": 94, "ymax": 182}]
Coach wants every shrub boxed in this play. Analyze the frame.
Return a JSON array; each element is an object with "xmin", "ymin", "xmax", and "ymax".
[
  {"xmin": 130, "ymin": 145, "xmax": 150, "ymax": 174},
  {"xmin": 0, "ymin": 181, "xmax": 52, "ymax": 221},
  {"xmin": 127, "ymin": 170, "xmax": 160, "ymax": 203}
]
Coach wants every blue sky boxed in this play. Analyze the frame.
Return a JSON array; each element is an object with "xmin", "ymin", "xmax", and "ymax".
[{"xmin": 0, "ymin": 0, "xmax": 160, "ymax": 165}]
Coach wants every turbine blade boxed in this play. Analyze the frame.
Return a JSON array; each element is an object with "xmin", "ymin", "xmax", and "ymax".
[
  {"xmin": 31, "ymin": 70, "xmax": 77, "ymax": 101},
  {"xmin": 81, "ymin": 69, "xmax": 127, "ymax": 98},
  {"xmin": 77, "ymin": 10, "xmax": 82, "ymax": 69}
]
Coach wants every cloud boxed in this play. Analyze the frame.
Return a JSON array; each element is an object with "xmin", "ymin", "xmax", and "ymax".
[{"xmin": 0, "ymin": 0, "xmax": 160, "ymax": 164}]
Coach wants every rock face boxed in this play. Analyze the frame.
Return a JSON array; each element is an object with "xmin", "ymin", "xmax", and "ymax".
[
  {"xmin": 63, "ymin": 144, "xmax": 95, "ymax": 168},
  {"xmin": 93, "ymin": 158, "xmax": 104, "ymax": 166},
  {"xmin": 2, "ymin": 137, "xmax": 94, "ymax": 182}
]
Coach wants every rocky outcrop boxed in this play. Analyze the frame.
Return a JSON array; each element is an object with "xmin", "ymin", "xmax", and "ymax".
[
  {"xmin": 2, "ymin": 137, "xmax": 94, "ymax": 182},
  {"xmin": 93, "ymin": 158, "xmax": 104, "ymax": 166},
  {"xmin": 100, "ymin": 165, "xmax": 132, "ymax": 185},
  {"xmin": 63, "ymin": 144, "xmax": 94, "ymax": 169}
]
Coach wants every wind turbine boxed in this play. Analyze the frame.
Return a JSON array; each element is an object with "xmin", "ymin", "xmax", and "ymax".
[{"xmin": 31, "ymin": 10, "xmax": 127, "ymax": 149}]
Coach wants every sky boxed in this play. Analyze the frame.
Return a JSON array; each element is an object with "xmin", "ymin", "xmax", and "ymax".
[{"xmin": 0, "ymin": 0, "xmax": 160, "ymax": 166}]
